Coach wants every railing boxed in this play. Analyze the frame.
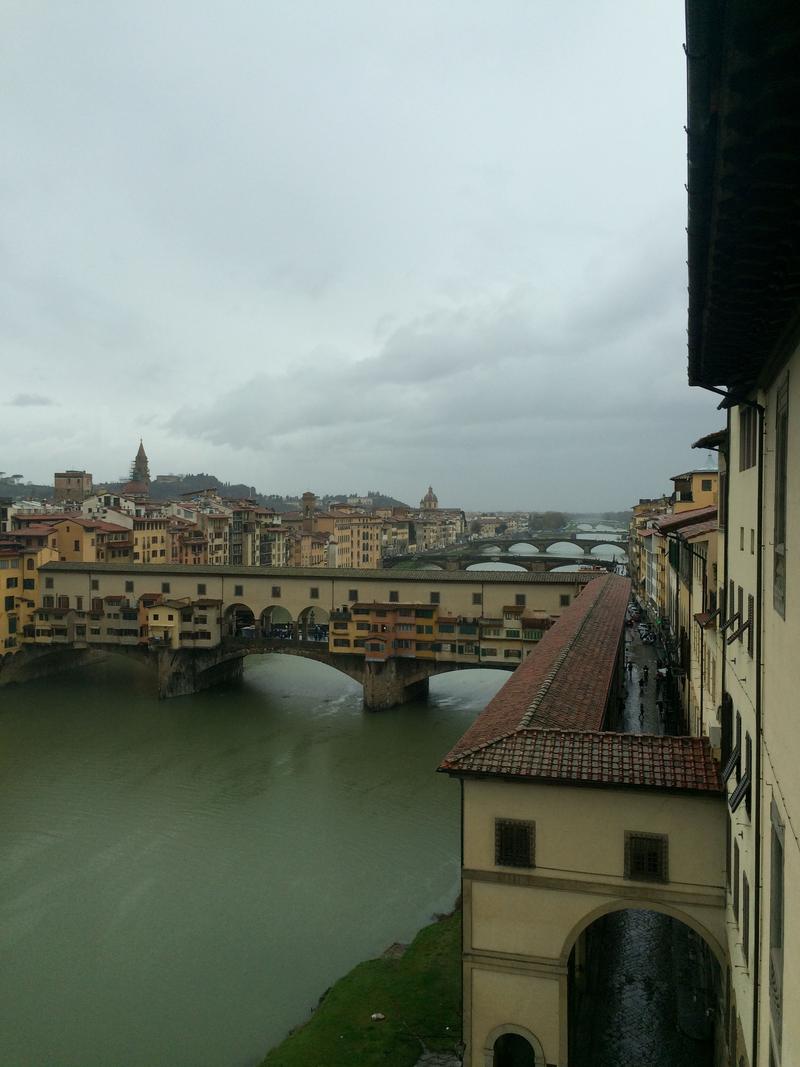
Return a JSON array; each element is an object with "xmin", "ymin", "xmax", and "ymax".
[{"xmin": 770, "ymin": 948, "xmax": 783, "ymax": 1043}]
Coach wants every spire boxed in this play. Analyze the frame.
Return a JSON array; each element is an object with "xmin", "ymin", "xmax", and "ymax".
[{"xmin": 130, "ymin": 439, "xmax": 151, "ymax": 485}]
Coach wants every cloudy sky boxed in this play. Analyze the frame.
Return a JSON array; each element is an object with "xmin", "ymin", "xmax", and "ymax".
[{"xmin": 1, "ymin": 1, "xmax": 719, "ymax": 510}]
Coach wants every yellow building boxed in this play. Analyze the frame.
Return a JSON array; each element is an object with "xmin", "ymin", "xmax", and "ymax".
[
  {"xmin": 132, "ymin": 516, "xmax": 170, "ymax": 564},
  {"xmin": 0, "ymin": 536, "xmax": 59, "ymax": 654},
  {"xmin": 670, "ymin": 469, "xmax": 718, "ymax": 513}
]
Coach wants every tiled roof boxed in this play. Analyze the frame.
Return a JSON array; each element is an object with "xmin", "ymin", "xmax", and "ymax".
[
  {"xmin": 439, "ymin": 571, "xmax": 722, "ymax": 796},
  {"xmin": 442, "ymin": 575, "xmax": 630, "ymax": 759},
  {"xmin": 681, "ymin": 520, "xmax": 718, "ymax": 539},
  {"xmin": 441, "ymin": 729, "xmax": 721, "ymax": 793},
  {"xmin": 655, "ymin": 506, "xmax": 717, "ymax": 533}
]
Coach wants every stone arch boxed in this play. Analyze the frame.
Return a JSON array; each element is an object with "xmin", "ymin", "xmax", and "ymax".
[
  {"xmin": 224, "ymin": 602, "xmax": 256, "ymax": 637},
  {"xmin": 560, "ymin": 897, "xmax": 726, "ymax": 967},
  {"xmin": 546, "ymin": 541, "xmax": 585, "ymax": 556},
  {"xmin": 297, "ymin": 604, "xmax": 330, "ymax": 641},
  {"xmin": 260, "ymin": 605, "xmax": 293, "ymax": 639},
  {"xmin": 483, "ymin": 1023, "xmax": 546, "ymax": 1066}
]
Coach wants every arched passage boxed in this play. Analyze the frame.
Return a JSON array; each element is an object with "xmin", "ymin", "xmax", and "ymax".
[
  {"xmin": 484, "ymin": 1025, "xmax": 545, "ymax": 1066},
  {"xmin": 260, "ymin": 605, "xmax": 293, "ymax": 640},
  {"xmin": 565, "ymin": 903, "xmax": 721, "ymax": 1067},
  {"xmin": 297, "ymin": 605, "xmax": 330, "ymax": 642},
  {"xmin": 224, "ymin": 603, "xmax": 255, "ymax": 637}
]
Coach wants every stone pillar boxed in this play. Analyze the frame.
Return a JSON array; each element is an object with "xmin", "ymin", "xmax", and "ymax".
[
  {"xmin": 157, "ymin": 648, "xmax": 244, "ymax": 699},
  {"xmin": 362, "ymin": 659, "xmax": 431, "ymax": 711}
]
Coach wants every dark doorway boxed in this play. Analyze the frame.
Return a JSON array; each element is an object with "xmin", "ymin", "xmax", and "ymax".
[{"xmin": 494, "ymin": 1032, "xmax": 536, "ymax": 1067}]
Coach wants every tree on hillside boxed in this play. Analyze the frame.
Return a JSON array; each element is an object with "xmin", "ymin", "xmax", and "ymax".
[{"xmin": 529, "ymin": 511, "xmax": 567, "ymax": 530}]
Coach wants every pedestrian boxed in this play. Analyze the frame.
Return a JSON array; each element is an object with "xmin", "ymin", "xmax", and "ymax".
[
  {"xmin": 639, "ymin": 703, "xmax": 645, "ymax": 724},
  {"xmin": 627, "ymin": 660, "xmax": 633, "ymax": 676},
  {"xmin": 643, "ymin": 665, "xmax": 649, "ymax": 685},
  {"xmin": 657, "ymin": 700, "xmax": 665, "ymax": 722}
]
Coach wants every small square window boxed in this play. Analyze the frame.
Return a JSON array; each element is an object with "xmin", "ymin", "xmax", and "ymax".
[
  {"xmin": 234, "ymin": 585, "xmax": 244, "ymax": 597},
  {"xmin": 197, "ymin": 583, "xmax": 206, "ymax": 596},
  {"xmin": 495, "ymin": 819, "xmax": 535, "ymax": 868},
  {"xmin": 272, "ymin": 586, "xmax": 281, "ymax": 598},
  {"xmin": 701, "ymin": 479, "xmax": 713, "ymax": 492},
  {"xmin": 348, "ymin": 589, "xmax": 358, "ymax": 602},
  {"xmin": 515, "ymin": 593, "xmax": 526, "ymax": 607},
  {"xmin": 162, "ymin": 582, "xmax": 170, "ymax": 594},
  {"xmin": 472, "ymin": 593, "xmax": 482, "ymax": 606},
  {"xmin": 310, "ymin": 587, "xmax": 319, "ymax": 600},
  {"xmin": 430, "ymin": 592, "xmax": 440, "ymax": 605},
  {"xmin": 389, "ymin": 590, "xmax": 399, "ymax": 603},
  {"xmin": 624, "ymin": 831, "xmax": 669, "ymax": 883},
  {"xmin": 125, "ymin": 581, "xmax": 134, "ymax": 593},
  {"xmin": 559, "ymin": 595, "xmax": 570, "ymax": 607}
]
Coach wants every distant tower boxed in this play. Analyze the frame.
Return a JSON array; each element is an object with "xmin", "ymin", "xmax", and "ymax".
[
  {"xmin": 420, "ymin": 486, "xmax": 439, "ymax": 510},
  {"xmin": 302, "ymin": 491, "xmax": 316, "ymax": 532},
  {"xmin": 130, "ymin": 439, "xmax": 151, "ymax": 487}
]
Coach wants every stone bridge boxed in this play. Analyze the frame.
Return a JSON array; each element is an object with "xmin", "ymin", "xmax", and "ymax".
[{"xmin": 1, "ymin": 636, "xmax": 517, "ymax": 711}]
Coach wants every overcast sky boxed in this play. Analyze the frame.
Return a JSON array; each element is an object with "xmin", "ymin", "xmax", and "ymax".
[{"xmin": 1, "ymin": 1, "xmax": 719, "ymax": 510}]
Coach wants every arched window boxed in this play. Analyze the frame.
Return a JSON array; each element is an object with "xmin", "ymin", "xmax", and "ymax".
[
  {"xmin": 26, "ymin": 558, "xmax": 34, "ymax": 570},
  {"xmin": 493, "ymin": 1033, "xmax": 536, "ymax": 1067}
]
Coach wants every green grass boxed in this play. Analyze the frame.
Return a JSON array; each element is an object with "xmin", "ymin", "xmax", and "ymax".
[{"xmin": 261, "ymin": 911, "xmax": 462, "ymax": 1067}]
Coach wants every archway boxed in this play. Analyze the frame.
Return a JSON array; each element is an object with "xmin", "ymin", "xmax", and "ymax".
[
  {"xmin": 566, "ymin": 904, "xmax": 721, "ymax": 1067},
  {"xmin": 224, "ymin": 603, "xmax": 255, "ymax": 637},
  {"xmin": 546, "ymin": 541, "xmax": 585, "ymax": 556},
  {"xmin": 508, "ymin": 542, "xmax": 539, "ymax": 555},
  {"xmin": 297, "ymin": 605, "xmax": 330, "ymax": 642},
  {"xmin": 484, "ymin": 1025, "xmax": 545, "ymax": 1067},
  {"xmin": 260, "ymin": 605, "xmax": 293, "ymax": 640}
]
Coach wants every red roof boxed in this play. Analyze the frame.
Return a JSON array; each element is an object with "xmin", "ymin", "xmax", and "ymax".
[
  {"xmin": 441, "ymin": 729, "xmax": 721, "ymax": 793},
  {"xmin": 681, "ymin": 520, "xmax": 719, "ymax": 539},
  {"xmin": 439, "ymin": 571, "xmax": 722, "ymax": 795},
  {"xmin": 656, "ymin": 507, "xmax": 717, "ymax": 533}
]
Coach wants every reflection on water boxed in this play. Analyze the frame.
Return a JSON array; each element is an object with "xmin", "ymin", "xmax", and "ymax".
[{"xmin": 0, "ymin": 655, "xmax": 506, "ymax": 1067}]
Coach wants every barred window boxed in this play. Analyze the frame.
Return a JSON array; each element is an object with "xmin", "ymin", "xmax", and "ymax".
[
  {"xmin": 495, "ymin": 819, "xmax": 535, "ymax": 868},
  {"xmin": 624, "ymin": 832, "xmax": 669, "ymax": 883}
]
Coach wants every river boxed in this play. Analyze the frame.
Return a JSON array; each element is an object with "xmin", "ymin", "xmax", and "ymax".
[{"xmin": 0, "ymin": 655, "xmax": 507, "ymax": 1067}]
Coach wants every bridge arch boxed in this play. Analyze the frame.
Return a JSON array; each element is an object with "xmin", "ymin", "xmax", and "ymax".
[
  {"xmin": 560, "ymin": 897, "xmax": 725, "ymax": 967},
  {"xmin": 224, "ymin": 602, "xmax": 256, "ymax": 636},
  {"xmin": 508, "ymin": 542, "xmax": 539, "ymax": 554},
  {"xmin": 297, "ymin": 605, "xmax": 330, "ymax": 641},
  {"xmin": 590, "ymin": 543, "xmax": 627, "ymax": 558},
  {"xmin": 546, "ymin": 541, "xmax": 585, "ymax": 555},
  {"xmin": 483, "ymin": 1024, "xmax": 546, "ymax": 1067},
  {"xmin": 259, "ymin": 605, "xmax": 293, "ymax": 639}
]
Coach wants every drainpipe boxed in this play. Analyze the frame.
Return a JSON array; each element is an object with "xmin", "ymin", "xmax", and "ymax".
[{"xmin": 752, "ymin": 400, "xmax": 765, "ymax": 1066}]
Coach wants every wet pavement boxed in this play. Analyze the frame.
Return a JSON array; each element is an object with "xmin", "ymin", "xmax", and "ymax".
[{"xmin": 568, "ymin": 603, "xmax": 716, "ymax": 1067}]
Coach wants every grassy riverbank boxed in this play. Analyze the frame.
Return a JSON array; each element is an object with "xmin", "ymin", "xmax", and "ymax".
[{"xmin": 261, "ymin": 911, "xmax": 461, "ymax": 1067}]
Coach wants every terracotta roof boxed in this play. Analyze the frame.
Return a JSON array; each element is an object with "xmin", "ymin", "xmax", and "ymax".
[
  {"xmin": 692, "ymin": 429, "xmax": 727, "ymax": 450},
  {"xmin": 681, "ymin": 520, "xmax": 719, "ymax": 539},
  {"xmin": 442, "ymin": 575, "xmax": 630, "ymax": 760},
  {"xmin": 439, "ymin": 570, "xmax": 722, "ymax": 796},
  {"xmin": 441, "ymin": 729, "xmax": 721, "ymax": 793},
  {"xmin": 655, "ymin": 507, "xmax": 717, "ymax": 533}
]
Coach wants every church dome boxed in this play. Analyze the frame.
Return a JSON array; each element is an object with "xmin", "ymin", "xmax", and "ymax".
[{"xmin": 420, "ymin": 486, "xmax": 439, "ymax": 510}]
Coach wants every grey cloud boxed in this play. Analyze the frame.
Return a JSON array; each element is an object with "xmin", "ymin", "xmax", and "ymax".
[{"xmin": 6, "ymin": 393, "xmax": 56, "ymax": 407}]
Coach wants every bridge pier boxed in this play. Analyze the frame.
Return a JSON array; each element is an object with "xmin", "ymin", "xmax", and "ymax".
[
  {"xmin": 156, "ymin": 647, "xmax": 244, "ymax": 699},
  {"xmin": 0, "ymin": 644, "xmax": 103, "ymax": 688},
  {"xmin": 362, "ymin": 658, "xmax": 432, "ymax": 711}
]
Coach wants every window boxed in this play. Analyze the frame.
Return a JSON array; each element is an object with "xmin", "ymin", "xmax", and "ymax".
[
  {"xmin": 76, "ymin": 596, "xmax": 83, "ymax": 611},
  {"xmin": 737, "ymin": 586, "xmax": 744, "ymax": 642},
  {"xmin": 515, "ymin": 594, "xmax": 526, "ymax": 607},
  {"xmin": 739, "ymin": 405, "xmax": 757, "ymax": 471},
  {"xmin": 750, "ymin": 529, "xmax": 755, "ymax": 555},
  {"xmin": 701, "ymin": 478, "xmax": 713, "ymax": 491},
  {"xmin": 125, "ymin": 581, "xmax": 134, "ymax": 593},
  {"xmin": 197, "ymin": 583, "xmax": 206, "ymax": 595},
  {"xmin": 26, "ymin": 558, "xmax": 34, "ymax": 570},
  {"xmin": 733, "ymin": 840, "xmax": 740, "ymax": 921},
  {"xmin": 348, "ymin": 589, "xmax": 358, "ymax": 602},
  {"xmin": 271, "ymin": 586, "xmax": 281, "ymax": 598},
  {"xmin": 45, "ymin": 577, "xmax": 54, "ymax": 589},
  {"xmin": 91, "ymin": 579, "xmax": 99, "ymax": 590},
  {"xmin": 234, "ymin": 584, "xmax": 243, "ymax": 597},
  {"xmin": 472, "ymin": 592, "xmax": 482, "ymax": 606},
  {"xmin": 333, "ymin": 638, "xmax": 350, "ymax": 647},
  {"xmin": 559, "ymin": 595, "xmax": 570, "ymax": 607},
  {"xmin": 6, "ymin": 577, "xmax": 18, "ymax": 589},
  {"xmin": 624, "ymin": 832, "xmax": 669, "ymax": 882},
  {"xmin": 161, "ymin": 582, "xmax": 170, "ymax": 594},
  {"xmin": 774, "ymin": 378, "xmax": 788, "ymax": 616},
  {"xmin": 389, "ymin": 590, "xmax": 399, "ymax": 603},
  {"xmin": 740, "ymin": 527, "xmax": 745, "ymax": 551},
  {"xmin": 3, "ymin": 596, "xmax": 13, "ymax": 611},
  {"xmin": 23, "ymin": 578, "xmax": 34, "ymax": 590},
  {"xmin": 495, "ymin": 819, "xmax": 535, "ymax": 868},
  {"xmin": 310, "ymin": 587, "xmax": 319, "ymax": 599},
  {"xmin": 747, "ymin": 595, "xmax": 754, "ymax": 657},
  {"xmin": 742, "ymin": 874, "xmax": 750, "ymax": 966}
]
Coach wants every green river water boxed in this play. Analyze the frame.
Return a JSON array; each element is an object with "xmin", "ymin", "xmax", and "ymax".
[{"xmin": 0, "ymin": 654, "xmax": 507, "ymax": 1067}]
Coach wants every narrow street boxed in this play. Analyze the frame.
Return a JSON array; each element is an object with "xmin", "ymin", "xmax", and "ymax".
[{"xmin": 569, "ymin": 605, "xmax": 717, "ymax": 1067}]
